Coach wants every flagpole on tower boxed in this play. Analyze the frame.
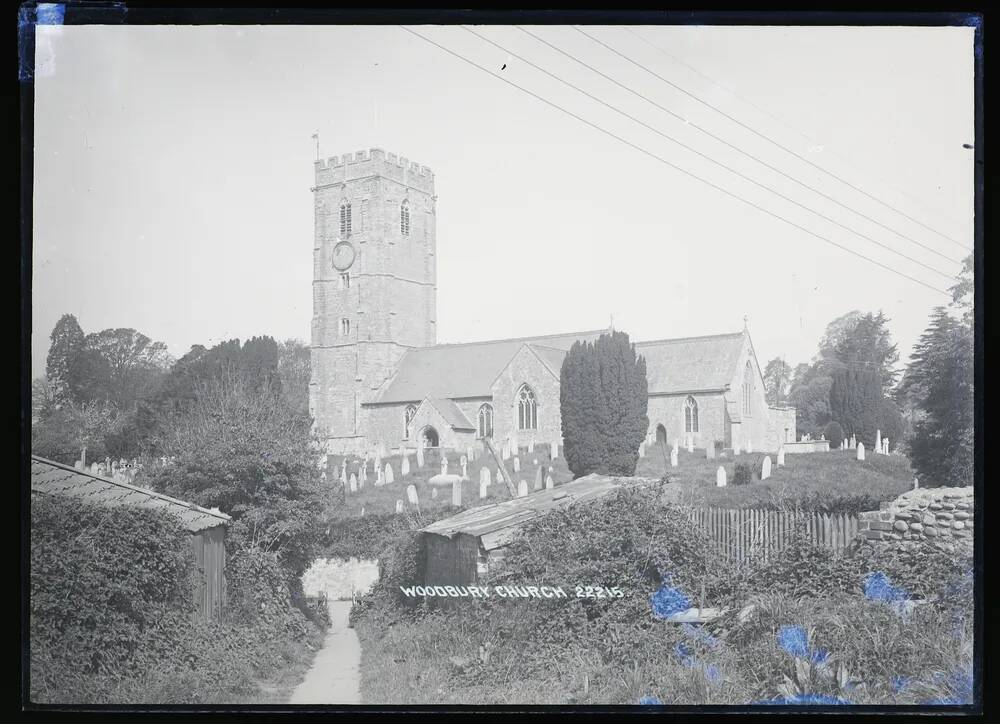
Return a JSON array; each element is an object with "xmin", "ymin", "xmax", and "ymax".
[{"xmin": 312, "ymin": 131, "xmax": 320, "ymax": 161}]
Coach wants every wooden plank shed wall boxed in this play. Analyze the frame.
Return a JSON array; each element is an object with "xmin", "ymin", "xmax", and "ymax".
[{"xmin": 191, "ymin": 526, "xmax": 227, "ymax": 621}]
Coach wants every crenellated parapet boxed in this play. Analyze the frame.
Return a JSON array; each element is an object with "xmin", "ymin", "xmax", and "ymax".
[{"xmin": 314, "ymin": 148, "xmax": 434, "ymax": 192}]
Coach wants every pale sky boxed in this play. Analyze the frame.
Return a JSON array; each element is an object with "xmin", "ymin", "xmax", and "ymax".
[{"xmin": 32, "ymin": 24, "xmax": 975, "ymax": 377}]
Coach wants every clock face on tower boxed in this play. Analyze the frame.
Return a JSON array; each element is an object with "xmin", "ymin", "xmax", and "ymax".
[{"xmin": 331, "ymin": 241, "xmax": 356, "ymax": 271}]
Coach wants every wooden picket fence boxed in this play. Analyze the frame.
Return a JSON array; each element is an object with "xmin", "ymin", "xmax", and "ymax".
[{"xmin": 685, "ymin": 507, "xmax": 860, "ymax": 564}]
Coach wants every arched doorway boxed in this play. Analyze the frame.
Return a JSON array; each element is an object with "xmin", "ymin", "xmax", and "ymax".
[
  {"xmin": 655, "ymin": 424, "xmax": 667, "ymax": 445},
  {"xmin": 421, "ymin": 426, "xmax": 440, "ymax": 448}
]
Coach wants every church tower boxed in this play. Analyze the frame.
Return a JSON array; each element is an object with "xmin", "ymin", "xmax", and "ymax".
[{"xmin": 310, "ymin": 148, "xmax": 437, "ymax": 454}]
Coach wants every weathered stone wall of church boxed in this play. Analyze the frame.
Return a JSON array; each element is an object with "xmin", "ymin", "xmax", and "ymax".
[
  {"xmin": 490, "ymin": 347, "xmax": 562, "ymax": 449},
  {"xmin": 767, "ymin": 406, "xmax": 797, "ymax": 447},
  {"xmin": 726, "ymin": 336, "xmax": 784, "ymax": 451},
  {"xmin": 646, "ymin": 393, "xmax": 727, "ymax": 449}
]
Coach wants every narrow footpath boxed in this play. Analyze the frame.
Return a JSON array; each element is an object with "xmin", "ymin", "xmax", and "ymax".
[{"xmin": 288, "ymin": 600, "xmax": 361, "ymax": 705}]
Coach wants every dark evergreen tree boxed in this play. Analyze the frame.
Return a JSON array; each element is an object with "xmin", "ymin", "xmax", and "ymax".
[
  {"xmin": 45, "ymin": 314, "xmax": 86, "ymax": 407},
  {"xmin": 829, "ymin": 368, "xmax": 881, "ymax": 445},
  {"xmin": 560, "ymin": 331, "xmax": 648, "ymax": 478}
]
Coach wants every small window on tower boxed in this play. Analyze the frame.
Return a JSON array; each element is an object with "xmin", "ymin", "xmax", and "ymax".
[
  {"xmin": 340, "ymin": 201, "xmax": 352, "ymax": 238},
  {"xmin": 340, "ymin": 318, "xmax": 351, "ymax": 336},
  {"xmin": 340, "ymin": 272, "xmax": 350, "ymax": 289},
  {"xmin": 400, "ymin": 199, "xmax": 410, "ymax": 236}
]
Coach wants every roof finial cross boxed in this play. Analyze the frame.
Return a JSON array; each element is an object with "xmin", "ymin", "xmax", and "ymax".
[{"xmin": 743, "ymin": 314, "xmax": 749, "ymax": 331}]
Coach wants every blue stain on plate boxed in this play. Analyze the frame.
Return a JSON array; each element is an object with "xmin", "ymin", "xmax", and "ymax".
[
  {"xmin": 809, "ymin": 648, "xmax": 831, "ymax": 665},
  {"xmin": 891, "ymin": 675, "xmax": 912, "ymax": 694},
  {"xmin": 638, "ymin": 695, "xmax": 663, "ymax": 705},
  {"xmin": 703, "ymin": 664, "xmax": 723, "ymax": 683},
  {"xmin": 674, "ymin": 642, "xmax": 695, "ymax": 667},
  {"xmin": 681, "ymin": 622, "xmax": 719, "ymax": 649},
  {"xmin": 756, "ymin": 694, "xmax": 850, "ymax": 705},
  {"xmin": 650, "ymin": 584, "xmax": 690, "ymax": 619},
  {"xmin": 777, "ymin": 625, "xmax": 809, "ymax": 658},
  {"xmin": 36, "ymin": 4, "xmax": 66, "ymax": 25},
  {"xmin": 863, "ymin": 571, "xmax": 908, "ymax": 602}
]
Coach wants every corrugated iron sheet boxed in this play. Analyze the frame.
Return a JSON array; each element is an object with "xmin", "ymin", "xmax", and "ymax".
[
  {"xmin": 30, "ymin": 456, "xmax": 231, "ymax": 533},
  {"xmin": 420, "ymin": 474, "xmax": 656, "ymax": 550}
]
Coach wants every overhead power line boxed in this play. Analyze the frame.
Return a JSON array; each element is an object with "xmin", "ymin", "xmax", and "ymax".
[
  {"xmin": 464, "ymin": 25, "xmax": 954, "ymax": 281},
  {"xmin": 623, "ymin": 26, "xmax": 969, "ymax": 236},
  {"xmin": 573, "ymin": 25, "xmax": 972, "ymax": 255},
  {"xmin": 400, "ymin": 26, "xmax": 950, "ymax": 298},
  {"xmin": 515, "ymin": 25, "xmax": 962, "ymax": 269}
]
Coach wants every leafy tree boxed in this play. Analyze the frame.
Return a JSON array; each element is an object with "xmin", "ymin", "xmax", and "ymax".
[
  {"xmin": 762, "ymin": 358, "xmax": 792, "ymax": 406},
  {"xmin": 45, "ymin": 314, "xmax": 86, "ymax": 407},
  {"xmin": 31, "ymin": 399, "xmax": 122, "ymax": 465},
  {"xmin": 277, "ymin": 339, "xmax": 311, "ymax": 418},
  {"xmin": 560, "ymin": 331, "xmax": 648, "ymax": 478},
  {"xmin": 829, "ymin": 368, "xmax": 881, "ymax": 445},
  {"xmin": 787, "ymin": 364, "xmax": 832, "ymax": 435},
  {"xmin": 833, "ymin": 312, "xmax": 900, "ymax": 394},
  {"xmin": 898, "ymin": 308, "xmax": 973, "ymax": 487},
  {"xmin": 148, "ymin": 368, "xmax": 329, "ymax": 585},
  {"xmin": 84, "ymin": 328, "xmax": 173, "ymax": 409},
  {"xmin": 951, "ymin": 254, "xmax": 974, "ymax": 327},
  {"xmin": 31, "ymin": 376, "xmax": 55, "ymax": 423}
]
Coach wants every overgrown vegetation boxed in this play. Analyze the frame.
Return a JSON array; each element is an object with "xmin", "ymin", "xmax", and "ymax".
[
  {"xmin": 352, "ymin": 486, "xmax": 973, "ymax": 705},
  {"xmin": 30, "ymin": 494, "xmax": 326, "ymax": 704}
]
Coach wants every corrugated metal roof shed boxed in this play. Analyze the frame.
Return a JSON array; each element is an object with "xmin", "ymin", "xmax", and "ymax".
[
  {"xmin": 30, "ymin": 456, "xmax": 231, "ymax": 533},
  {"xmin": 420, "ymin": 474, "xmax": 657, "ymax": 551}
]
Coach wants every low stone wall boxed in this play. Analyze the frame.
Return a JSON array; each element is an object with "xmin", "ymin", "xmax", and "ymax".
[
  {"xmin": 301, "ymin": 557, "xmax": 380, "ymax": 600},
  {"xmin": 782, "ymin": 441, "xmax": 831, "ymax": 454},
  {"xmin": 857, "ymin": 486, "xmax": 973, "ymax": 554}
]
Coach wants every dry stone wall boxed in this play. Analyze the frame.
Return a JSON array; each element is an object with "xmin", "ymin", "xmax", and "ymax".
[{"xmin": 857, "ymin": 486, "xmax": 973, "ymax": 554}]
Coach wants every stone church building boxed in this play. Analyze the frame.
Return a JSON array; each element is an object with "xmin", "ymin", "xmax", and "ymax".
[{"xmin": 310, "ymin": 148, "xmax": 795, "ymax": 457}]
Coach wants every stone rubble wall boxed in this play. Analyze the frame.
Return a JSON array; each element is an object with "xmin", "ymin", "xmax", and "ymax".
[
  {"xmin": 301, "ymin": 557, "xmax": 380, "ymax": 600},
  {"xmin": 857, "ymin": 486, "xmax": 973, "ymax": 554}
]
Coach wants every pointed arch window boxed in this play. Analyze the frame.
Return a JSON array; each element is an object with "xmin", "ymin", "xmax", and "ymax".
[
  {"xmin": 340, "ymin": 200, "xmax": 352, "ymax": 237},
  {"xmin": 478, "ymin": 404, "xmax": 494, "ymax": 439},
  {"xmin": 400, "ymin": 199, "xmax": 410, "ymax": 236},
  {"xmin": 403, "ymin": 404, "xmax": 417, "ymax": 439},
  {"xmin": 743, "ymin": 362, "xmax": 753, "ymax": 416},
  {"xmin": 684, "ymin": 396, "xmax": 699, "ymax": 433},
  {"xmin": 517, "ymin": 384, "xmax": 537, "ymax": 430}
]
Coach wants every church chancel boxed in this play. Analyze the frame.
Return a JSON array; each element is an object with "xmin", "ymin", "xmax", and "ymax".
[{"xmin": 309, "ymin": 148, "xmax": 795, "ymax": 457}]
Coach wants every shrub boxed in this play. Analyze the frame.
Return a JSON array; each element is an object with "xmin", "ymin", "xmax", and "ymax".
[
  {"xmin": 824, "ymin": 421, "xmax": 845, "ymax": 450},
  {"xmin": 732, "ymin": 462, "xmax": 754, "ymax": 486}
]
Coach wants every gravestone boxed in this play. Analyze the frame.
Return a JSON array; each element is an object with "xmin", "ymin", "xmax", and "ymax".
[
  {"xmin": 349, "ymin": 475, "xmax": 357, "ymax": 493},
  {"xmin": 360, "ymin": 464, "xmax": 368, "ymax": 486},
  {"xmin": 375, "ymin": 466, "xmax": 384, "ymax": 486},
  {"xmin": 761, "ymin": 455, "xmax": 772, "ymax": 480},
  {"xmin": 638, "ymin": 442, "xmax": 646, "ymax": 458},
  {"xmin": 406, "ymin": 484, "xmax": 419, "ymax": 506},
  {"xmin": 431, "ymin": 487, "xmax": 438, "ymax": 499},
  {"xmin": 374, "ymin": 455, "xmax": 382, "ymax": 475},
  {"xmin": 883, "ymin": 438, "xmax": 890, "ymax": 455},
  {"xmin": 875, "ymin": 429, "xmax": 882, "ymax": 454},
  {"xmin": 534, "ymin": 467, "xmax": 543, "ymax": 490},
  {"xmin": 545, "ymin": 474, "xmax": 554, "ymax": 489},
  {"xmin": 480, "ymin": 467, "xmax": 491, "ymax": 487},
  {"xmin": 480, "ymin": 480, "xmax": 489, "ymax": 499},
  {"xmin": 341, "ymin": 460, "xmax": 347, "ymax": 484},
  {"xmin": 913, "ymin": 477, "xmax": 919, "ymax": 490},
  {"xmin": 716, "ymin": 466, "xmax": 727, "ymax": 488},
  {"xmin": 777, "ymin": 446, "xmax": 785, "ymax": 466},
  {"xmin": 395, "ymin": 500, "xmax": 404, "ymax": 514},
  {"xmin": 705, "ymin": 442, "xmax": 715, "ymax": 460},
  {"xmin": 513, "ymin": 457, "xmax": 521, "ymax": 473},
  {"xmin": 517, "ymin": 480, "xmax": 528, "ymax": 498},
  {"xmin": 440, "ymin": 455, "xmax": 449, "ymax": 476},
  {"xmin": 527, "ymin": 438, "xmax": 535, "ymax": 453},
  {"xmin": 551, "ymin": 440, "xmax": 559, "ymax": 459},
  {"xmin": 416, "ymin": 445, "xmax": 424, "ymax": 468},
  {"xmin": 401, "ymin": 456, "xmax": 410, "ymax": 477},
  {"xmin": 467, "ymin": 446, "xmax": 475, "ymax": 463},
  {"xmin": 460, "ymin": 455, "xmax": 468, "ymax": 479},
  {"xmin": 452, "ymin": 480, "xmax": 462, "ymax": 507},
  {"xmin": 670, "ymin": 448, "xmax": 678, "ymax": 467},
  {"xmin": 857, "ymin": 442, "xmax": 865, "ymax": 461},
  {"xmin": 385, "ymin": 463, "xmax": 394, "ymax": 485}
]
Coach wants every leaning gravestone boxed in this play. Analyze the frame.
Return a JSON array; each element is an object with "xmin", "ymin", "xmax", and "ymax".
[
  {"xmin": 856, "ymin": 442, "xmax": 865, "ymax": 461},
  {"xmin": 452, "ymin": 480, "xmax": 462, "ymax": 507},
  {"xmin": 761, "ymin": 455, "xmax": 772, "ymax": 480},
  {"xmin": 385, "ymin": 463, "xmax": 394, "ymax": 485},
  {"xmin": 716, "ymin": 466, "xmax": 727, "ymax": 488},
  {"xmin": 480, "ymin": 467, "xmax": 491, "ymax": 487},
  {"xmin": 777, "ymin": 446, "xmax": 785, "ymax": 467},
  {"xmin": 534, "ymin": 467, "xmax": 543, "ymax": 490},
  {"xmin": 517, "ymin": 480, "xmax": 528, "ymax": 498},
  {"xmin": 406, "ymin": 484, "xmax": 418, "ymax": 506}
]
